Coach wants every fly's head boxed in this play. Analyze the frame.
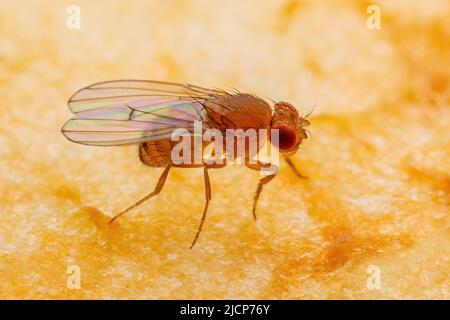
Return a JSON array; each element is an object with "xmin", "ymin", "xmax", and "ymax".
[{"xmin": 271, "ymin": 101, "xmax": 310, "ymax": 156}]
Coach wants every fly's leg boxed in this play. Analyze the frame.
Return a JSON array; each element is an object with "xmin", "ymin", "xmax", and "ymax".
[
  {"xmin": 246, "ymin": 161, "xmax": 278, "ymax": 220},
  {"xmin": 284, "ymin": 156, "xmax": 308, "ymax": 179},
  {"xmin": 190, "ymin": 162, "xmax": 226, "ymax": 248},
  {"xmin": 252, "ymin": 174, "xmax": 277, "ymax": 220},
  {"xmin": 190, "ymin": 166, "xmax": 211, "ymax": 249},
  {"xmin": 109, "ymin": 165, "xmax": 171, "ymax": 225}
]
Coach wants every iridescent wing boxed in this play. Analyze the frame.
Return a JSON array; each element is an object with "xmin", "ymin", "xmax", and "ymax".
[{"xmin": 62, "ymin": 80, "xmax": 227, "ymax": 146}]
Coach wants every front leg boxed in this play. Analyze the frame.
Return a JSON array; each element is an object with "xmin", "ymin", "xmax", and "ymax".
[
  {"xmin": 109, "ymin": 165, "xmax": 171, "ymax": 224},
  {"xmin": 284, "ymin": 156, "xmax": 308, "ymax": 179},
  {"xmin": 246, "ymin": 161, "xmax": 278, "ymax": 220}
]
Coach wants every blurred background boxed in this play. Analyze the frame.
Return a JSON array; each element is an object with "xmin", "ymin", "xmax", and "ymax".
[{"xmin": 0, "ymin": 0, "xmax": 449, "ymax": 299}]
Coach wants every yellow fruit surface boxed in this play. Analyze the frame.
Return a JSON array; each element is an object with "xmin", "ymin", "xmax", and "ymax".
[{"xmin": 0, "ymin": 0, "xmax": 449, "ymax": 299}]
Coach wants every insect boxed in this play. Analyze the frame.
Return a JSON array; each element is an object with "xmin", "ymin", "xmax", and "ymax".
[{"xmin": 62, "ymin": 80, "xmax": 310, "ymax": 248}]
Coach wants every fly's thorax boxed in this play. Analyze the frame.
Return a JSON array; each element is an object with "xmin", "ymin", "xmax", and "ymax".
[
  {"xmin": 204, "ymin": 93, "xmax": 272, "ymax": 131},
  {"xmin": 222, "ymin": 128, "xmax": 269, "ymax": 162}
]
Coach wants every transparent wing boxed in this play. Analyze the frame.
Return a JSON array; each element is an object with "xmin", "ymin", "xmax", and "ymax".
[
  {"xmin": 62, "ymin": 80, "xmax": 225, "ymax": 146},
  {"xmin": 68, "ymin": 80, "xmax": 225, "ymax": 113}
]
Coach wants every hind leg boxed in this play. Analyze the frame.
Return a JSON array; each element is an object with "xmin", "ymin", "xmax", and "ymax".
[{"xmin": 109, "ymin": 165, "xmax": 171, "ymax": 224}]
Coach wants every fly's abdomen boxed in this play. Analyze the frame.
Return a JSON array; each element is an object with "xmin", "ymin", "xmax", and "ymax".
[{"xmin": 139, "ymin": 141, "xmax": 174, "ymax": 167}]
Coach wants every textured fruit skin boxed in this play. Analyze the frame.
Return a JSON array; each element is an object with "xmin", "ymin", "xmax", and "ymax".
[{"xmin": 2, "ymin": 0, "xmax": 449, "ymax": 300}]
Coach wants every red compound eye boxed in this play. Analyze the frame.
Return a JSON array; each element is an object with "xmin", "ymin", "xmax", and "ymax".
[{"xmin": 273, "ymin": 124, "xmax": 297, "ymax": 151}]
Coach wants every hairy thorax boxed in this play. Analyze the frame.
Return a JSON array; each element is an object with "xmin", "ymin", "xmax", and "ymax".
[{"xmin": 204, "ymin": 93, "xmax": 273, "ymax": 131}]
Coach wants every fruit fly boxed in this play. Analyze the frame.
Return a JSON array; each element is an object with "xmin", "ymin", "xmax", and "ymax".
[{"xmin": 62, "ymin": 80, "xmax": 310, "ymax": 248}]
